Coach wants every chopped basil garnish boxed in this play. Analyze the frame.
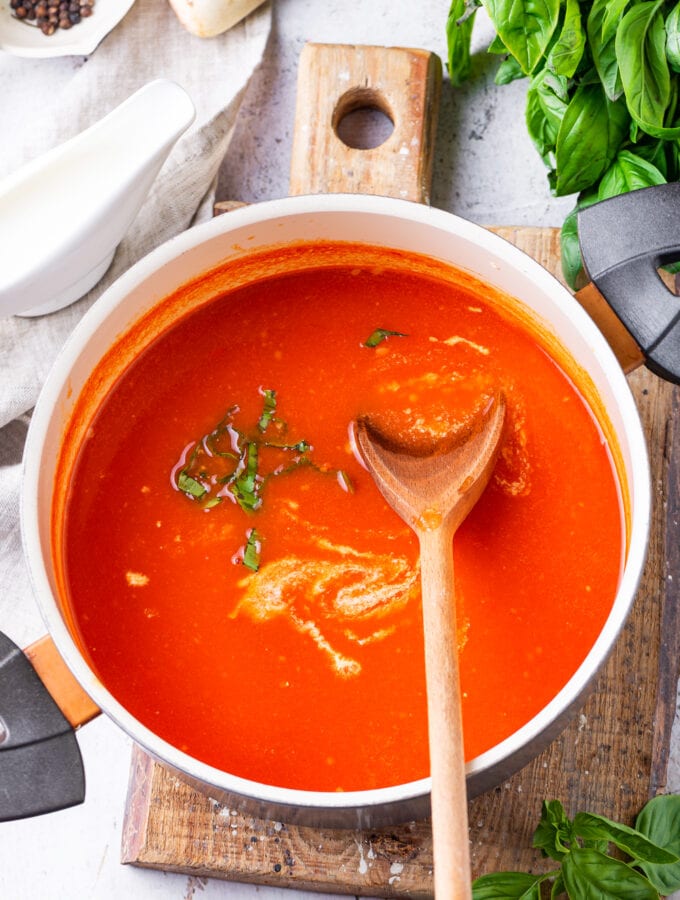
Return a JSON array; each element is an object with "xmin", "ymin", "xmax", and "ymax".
[
  {"xmin": 177, "ymin": 471, "xmax": 207, "ymax": 498},
  {"xmin": 231, "ymin": 442, "xmax": 262, "ymax": 513},
  {"xmin": 172, "ymin": 388, "xmax": 351, "ymax": 570},
  {"xmin": 243, "ymin": 528, "xmax": 262, "ymax": 572},
  {"xmin": 363, "ymin": 328, "xmax": 408, "ymax": 348},
  {"xmin": 257, "ymin": 388, "xmax": 277, "ymax": 433}
]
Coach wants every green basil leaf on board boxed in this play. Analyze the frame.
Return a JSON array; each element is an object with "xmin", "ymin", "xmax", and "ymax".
[
  {"xmin": 550, "ymin": 872, "xmax": 566, "ymax": 898},
  {"xmin": 469, "ymin": 796, "xmax": 680, "ymax": 898},
  {"xmin": 471, "ymin": 871, "xmax": 544, "ymax": 899},
  {"xmin": 548, "ymin": 0, "xmax": 586, "ymax": 76},
  {"xmin": 483, "ymin": 0, "xmax": 560, "ymax": 74},
  {"xmin": 617, "ymin": 0, "xmax": 671, "ymax": 132},
  {"xmin": 667, "ymin": 1, "xmax": 680, "ymax": 71},
  {"xmin": 573, "ymin": 812, "xmax": 679, "ymax": 864},
  {"xmin": 533, "ymin": 799, "xmax": 575, "ymax": 862},
  {"xmin": 447, "ymin": 0, "xmax": 478, "ymax": 85},
  {"xmin": 554, "ymin": 84, "xmax": 628, "ymax": 194},
  {"xmin": 597, "ymin": 149, "xmax": 667, "ymax": 198},
  {"xmin": 635, "ymin": 795, "xmax": 680, "ymax": 894},
  {"xmin": 561, "ymin": 848, "xmax": 661, "ymax": 898}
]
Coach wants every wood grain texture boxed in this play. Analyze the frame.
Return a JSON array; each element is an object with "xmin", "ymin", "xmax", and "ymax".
[
  {"xmin": 289, "ymin": 43, "xmax": 441, "ymax": 203},
  {"xmin": 121, "ymin": 227, "xmax": 680, "ymax": 896}
]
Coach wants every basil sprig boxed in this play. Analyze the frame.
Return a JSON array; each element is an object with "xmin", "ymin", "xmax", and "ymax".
[
  {"xmin": 447, "ymin": 0, "xmax": 680, "ymax": 287},
  {"xmin": 472, "ymin": 796, "xmax": 680, "ymax": 898}
]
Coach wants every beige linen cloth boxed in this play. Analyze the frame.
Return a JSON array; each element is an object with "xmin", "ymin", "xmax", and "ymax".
[{"xmin": 0, "ymin": 0, "xmax": 271, "ymax": 643}]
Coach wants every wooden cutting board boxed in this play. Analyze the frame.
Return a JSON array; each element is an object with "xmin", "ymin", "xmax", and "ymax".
[{"xmin": 120, "ymin": 44, "xmax": 680, "ymax": 895}]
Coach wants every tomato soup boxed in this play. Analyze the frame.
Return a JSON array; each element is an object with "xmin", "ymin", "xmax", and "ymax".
[{"xmin": 54, "ymin": 242, "xmax": 624, "ymax": 793}]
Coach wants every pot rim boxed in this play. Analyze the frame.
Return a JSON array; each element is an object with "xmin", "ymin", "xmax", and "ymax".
[{"xmin": 21, "ymin": 192, "xmax": 651, "ymax": 817}]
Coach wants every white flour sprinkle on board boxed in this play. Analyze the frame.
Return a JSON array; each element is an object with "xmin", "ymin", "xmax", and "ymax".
[
  {"xmin": 389, "ymin": 861, "xmax": 404, "ymax": 884},
  {"xmin": 355, "ymin": 839, "xmax": 368, "ymax": 874}
]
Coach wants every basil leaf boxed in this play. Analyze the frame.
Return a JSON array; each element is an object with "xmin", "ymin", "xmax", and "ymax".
[
  {"xmin": 574, "ymin": 811, "xmax": 678, "ymax": 864},
  {"xmin": 472, "ymin": 871, "xmax": 543, "ymax": 899},
  {"xmin": 525, "ymin": 70, "xmax": 569, "ymax": 163},
  {"xmin": 627, "ymin": 119, "xmax": 680, "ymax": 138},
  {"xmin": 363, "ymin": 328, "xmax": 408, "ymax": 347},
  {"xmin": 257, "ymin": 388, "xmax": 277, "ymax": 433},
  {"xmin": 635, "ymin": 795, "xmax": 680, "ymax": 894},
  {"xmin": 587, "ymin": 0, "xmax": 625, "ymax": 101},
  {"xmin": 548, "ymin": 0, "xmax": 585, "ymax": 77},
  {"xmin": 177, "ymin": 470, "xmax": 208, "ymax": 499},
  {"xmin": 533, "ymin": 800, "xmax": 574, "ymax": 861},
  {"xmin": 617, "ymin": 0, "xmax": 671, "ymax": 134},
  {"xmin": 597, "ymin": 148, "xmax": 667, "ymax": 198},
  {"xmin": 549, "ymin": 872, "xmax": 565, "ymax": 898},
  {"xmin": 483, "ymin": 0, "xmax": 560, "ymax": 74},
  {"xmin": 560, "ymin": 188, "xmax": 601, "ymax": 288},
  {"xmin": 665, "ymin": 138, "xmax": 680, "ymax": 178},
  {"xmin": 554, "ymin": 83, "xmax": 629, "ymax": 195},
  {"xmin": 231, "ymin": 442, "xmax": 262, "ymax": 513},
  {"xmin": 667, "ymin": 1, "xmax": 680, "ymax": 72},
  {"xmin": 447, "ymin": 0, "xmax": 478, "ymax": 85},
  {"xmin": 632, "ymin": 137, "xmax": 670, "ymax": 177},
  {"xmin": 602, "ymin": 0, "xmax": 632, "ymax": 44},
  {"xmin": 560, "ymin": 205, "xmax": 582, "ymax": 289},
  {"xmin": 526, "ymin": 89, "xmax": 555, "ymax": 164},
  {"xmin": 243, "ymin": 528, "xmax": 262, "ymax": 572},
  {"xmin": 264, "ymin": 439, "xmax": 311, "ymax": 453},
  {"xmin": 488, "ymin": 32, "xmax": 508, "ymax": 53},
  {"xmin": 561, "ymin": 848, "xmax": 659, "ymax": 898},
  {"xmin": 496, "ymin": 54, "xmax": 526, "ymax": 84}
]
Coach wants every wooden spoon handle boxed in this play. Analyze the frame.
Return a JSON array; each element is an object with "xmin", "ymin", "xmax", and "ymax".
[{"xmin": 418, "ymin": 526, "xmax": 472, "ymax": 900}]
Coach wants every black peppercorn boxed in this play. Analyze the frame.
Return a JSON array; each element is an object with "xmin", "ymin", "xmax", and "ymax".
[{"xmin": 12, "ymin": 0, "xmax": 95, "ymax": 34}]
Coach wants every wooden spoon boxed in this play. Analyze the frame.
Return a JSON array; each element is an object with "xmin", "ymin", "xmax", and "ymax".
[{"xmin": 354, "ymin": 393, "xmax": 506, "ymax": 900}]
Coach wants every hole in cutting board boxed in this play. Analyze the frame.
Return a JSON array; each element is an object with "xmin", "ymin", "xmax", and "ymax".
[{"xmin": 333, "ymin": 87, "xmax": 395, "ymax": 150}]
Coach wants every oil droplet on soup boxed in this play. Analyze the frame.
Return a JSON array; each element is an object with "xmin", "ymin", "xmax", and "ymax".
[{"xmin": 57, "ymin": 245, "xmax": 623, "ymax": 792}]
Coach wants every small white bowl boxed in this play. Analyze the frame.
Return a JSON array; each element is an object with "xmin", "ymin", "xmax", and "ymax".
[{"xmin": 0, "ymin": 0, "xmax": 135, "ymax": 57}]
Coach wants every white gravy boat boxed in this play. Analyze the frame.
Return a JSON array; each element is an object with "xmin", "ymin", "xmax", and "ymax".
[{"xmin": 0, "ymin": 79, "xmax": 195, "ymax": 318}]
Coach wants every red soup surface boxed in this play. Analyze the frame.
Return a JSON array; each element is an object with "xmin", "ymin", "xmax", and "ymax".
[{"xmin": 54, "ymin": 242, "xmax": 624, "ymax": 793}]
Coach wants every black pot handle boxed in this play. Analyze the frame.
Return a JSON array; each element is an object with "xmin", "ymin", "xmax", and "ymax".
[
  {"xmin": 0, "ymin": 630, "xmax": 85, "ymax": 821},
  {"xmin": 578, "ymin": 182, "xmax": 680, "ymax": 384}
]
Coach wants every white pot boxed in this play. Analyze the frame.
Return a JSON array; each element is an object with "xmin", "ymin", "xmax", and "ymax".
[{"xmin": 21, "ymin": 193, "xmax": 650, "ymax": 828}]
